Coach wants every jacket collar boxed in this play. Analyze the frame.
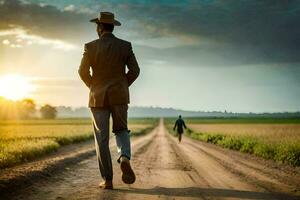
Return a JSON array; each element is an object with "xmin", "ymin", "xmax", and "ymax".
[{"xmin": 100, "ymin": 32, "xmax": 115, "ymax": 38}]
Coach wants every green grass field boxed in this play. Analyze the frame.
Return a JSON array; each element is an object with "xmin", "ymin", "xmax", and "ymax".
[
  {"xmin": 0, "ymin": 118, "xmax": 158, "ymax": 168},
  {"xmin": 165, "ymin": 117, "xmax": 300, "ymax": 166}
]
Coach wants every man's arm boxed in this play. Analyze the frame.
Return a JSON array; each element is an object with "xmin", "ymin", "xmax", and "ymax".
[
  {"xmin": 183, "ymin": 120, "xmax": 187, "ymax": 129},
  {"xmin": 173, "ymin": 120, "xmax": 178, "ymax": 131},
  {"xmin": 78, "ymin": 44, "xmax": 92, "ymax": 88},
  {"xmin": 126, "ymin": 43, "xmax": 140, "ymax": 86}
]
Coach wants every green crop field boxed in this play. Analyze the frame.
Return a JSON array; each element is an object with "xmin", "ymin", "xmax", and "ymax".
[
  {"xmin": 165, "ymin": 117, "xmax": 300, "ymax": 166},
  {"xmin": 0, "ymin": 118, "xmax": 158, "ymax": 168}
]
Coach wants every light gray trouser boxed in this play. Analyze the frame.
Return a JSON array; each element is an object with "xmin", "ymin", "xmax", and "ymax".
[{"xmin": 91, "ymin": 105, "xmax": 131, "ymax": 181}]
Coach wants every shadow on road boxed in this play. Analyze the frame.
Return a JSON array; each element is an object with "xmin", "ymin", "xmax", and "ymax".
[{"xmin": 116, "ymin": 187, "xmax": 298, "ymax": 200}]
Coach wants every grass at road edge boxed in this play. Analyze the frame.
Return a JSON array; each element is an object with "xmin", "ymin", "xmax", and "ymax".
[
  {"xmin": 165, "ymin": 124, "xmax": 300, "ymax": 167},
  {"xmin": 130, "ymin": 122, "xmax": 158, "ymax": 137},
  {"xmin": 0, "ymin": 118, "xmax": 158, "ymax": 169},
  {"xmin": 0, "ymin": 134, "xmax": 93, "ymax": 169}
]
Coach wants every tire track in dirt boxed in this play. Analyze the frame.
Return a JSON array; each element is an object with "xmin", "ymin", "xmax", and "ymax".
[
  {"xmin": 166, "ymin": 128, "xmax": 299, "ymax": 200},
  {"xmin": 179, "ymin": 135, "xmax": 300, "ymax": 196},
  {"xmin": 119, "ymin": 119, "xmax": 209, "ymax": 200}
]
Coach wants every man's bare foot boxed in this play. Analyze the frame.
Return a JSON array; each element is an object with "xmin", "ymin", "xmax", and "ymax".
[
  {"xmin": 120, "ymin": 157, "xmax": 136, "ymax": 184},
  {"xmin": 99, "ymin": 180, "xmax": 113, "ymax": 189}
]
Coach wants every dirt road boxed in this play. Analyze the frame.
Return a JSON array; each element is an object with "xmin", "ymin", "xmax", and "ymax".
[{"xmin": 9, "ymin": 119, "xmax": 300, "ymax": 200}]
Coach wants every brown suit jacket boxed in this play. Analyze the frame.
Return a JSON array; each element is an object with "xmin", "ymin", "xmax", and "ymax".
[{"xmin": 78, "ymin": 33, "xmax": 140, "ymax": 107}]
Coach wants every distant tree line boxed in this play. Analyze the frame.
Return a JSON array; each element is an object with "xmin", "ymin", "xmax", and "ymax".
[
  {"xmin": 0, "ymin": 97, "xmax": 57, "ymax": 120},
  {"xmin": 40, "ymin": 104, "xmax": 57, "ymax": 119}
]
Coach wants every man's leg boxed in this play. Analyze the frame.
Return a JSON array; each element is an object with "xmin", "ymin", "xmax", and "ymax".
[
  {"xmin": 111, "ymin": 104, "xmax": 135, "ymax": 184},
  {"xmin": 91, "ymin": 108, "xmax": 113, "ymax": 182},
  {"xmin": 178, "ymin": 133, "xmax": 182, "ymax": 142},
  {"xmin": 111, "ymin": 105, "xmax": 131, "ymax": 161}
]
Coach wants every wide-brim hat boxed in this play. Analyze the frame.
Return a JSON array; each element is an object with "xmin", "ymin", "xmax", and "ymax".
[{"xmin": 90, "ymin": 12, "xmax": 121, "ymax": 26}]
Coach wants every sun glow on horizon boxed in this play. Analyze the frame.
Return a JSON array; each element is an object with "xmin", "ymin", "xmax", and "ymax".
[{"xmin": 0, "ymin": 74, "xmax": 35, "ymax": 100}]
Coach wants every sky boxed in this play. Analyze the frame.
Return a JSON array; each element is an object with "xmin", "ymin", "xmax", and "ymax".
[{"xmin": 0, "ymin": 0, "xmax": 300, "ymax": 112}]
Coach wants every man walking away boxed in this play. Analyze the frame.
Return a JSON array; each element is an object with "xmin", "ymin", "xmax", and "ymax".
[
  {"xmin": 173, "ymin": 115, "xmax": 187, "ymax": 143},
  {"xmin": 78, "ymin": 12, "xmax": 140, "ymax": 189}
]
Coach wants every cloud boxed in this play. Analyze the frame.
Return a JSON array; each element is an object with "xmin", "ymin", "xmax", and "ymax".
[
  {"xmin": 63, "ymin": 4, "xmax": 75, "ymax": 12},
  {"xmin": 113, "ymin": 0, "xmax": 300, "ymax": 65},
  {"xmin": 0, "ymin": 0, "xmax": 93, "ymax": 44},
  {"xmin": 0, "ymin": 27, "xmax": 77, "ymax": 50}
]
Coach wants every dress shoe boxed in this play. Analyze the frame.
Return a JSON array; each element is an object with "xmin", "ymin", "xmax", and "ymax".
[
  {"xmin": 120, "ymin": 156, "xmax": 136, "ymax": 184},
  {"xmin": 99, "ymin": 180, "xmax": 113, "ymax": 189}
]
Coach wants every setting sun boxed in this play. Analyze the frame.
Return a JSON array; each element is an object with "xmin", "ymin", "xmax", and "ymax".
[{"xmin": 0, "ymin": 74, "xmax": 35, "ymax": 100}]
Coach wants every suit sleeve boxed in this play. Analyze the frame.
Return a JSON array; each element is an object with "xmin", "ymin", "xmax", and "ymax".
[
  {"xmin": 126, "ymin": 43, "xmax": 140, "ymax": 86},
  {"xmin": 78, "ymin": 44, "xmax": 92, "ymax": 88},
  {"xmin": 173, "ymin": 120, "xmax": 178, "ymax": 130},
  {"xmin": 183, "ymin": 120, "xmax": 187, "ymax": 129}
]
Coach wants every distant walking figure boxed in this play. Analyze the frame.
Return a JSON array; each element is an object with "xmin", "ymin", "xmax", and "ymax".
[
  {"xmin": 173, "ymin": 115, "xmax": 187, "ymax": 143},
  {"xmin": 78, "ymin": 12, "xmax": 140, "ymax": 189}
]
